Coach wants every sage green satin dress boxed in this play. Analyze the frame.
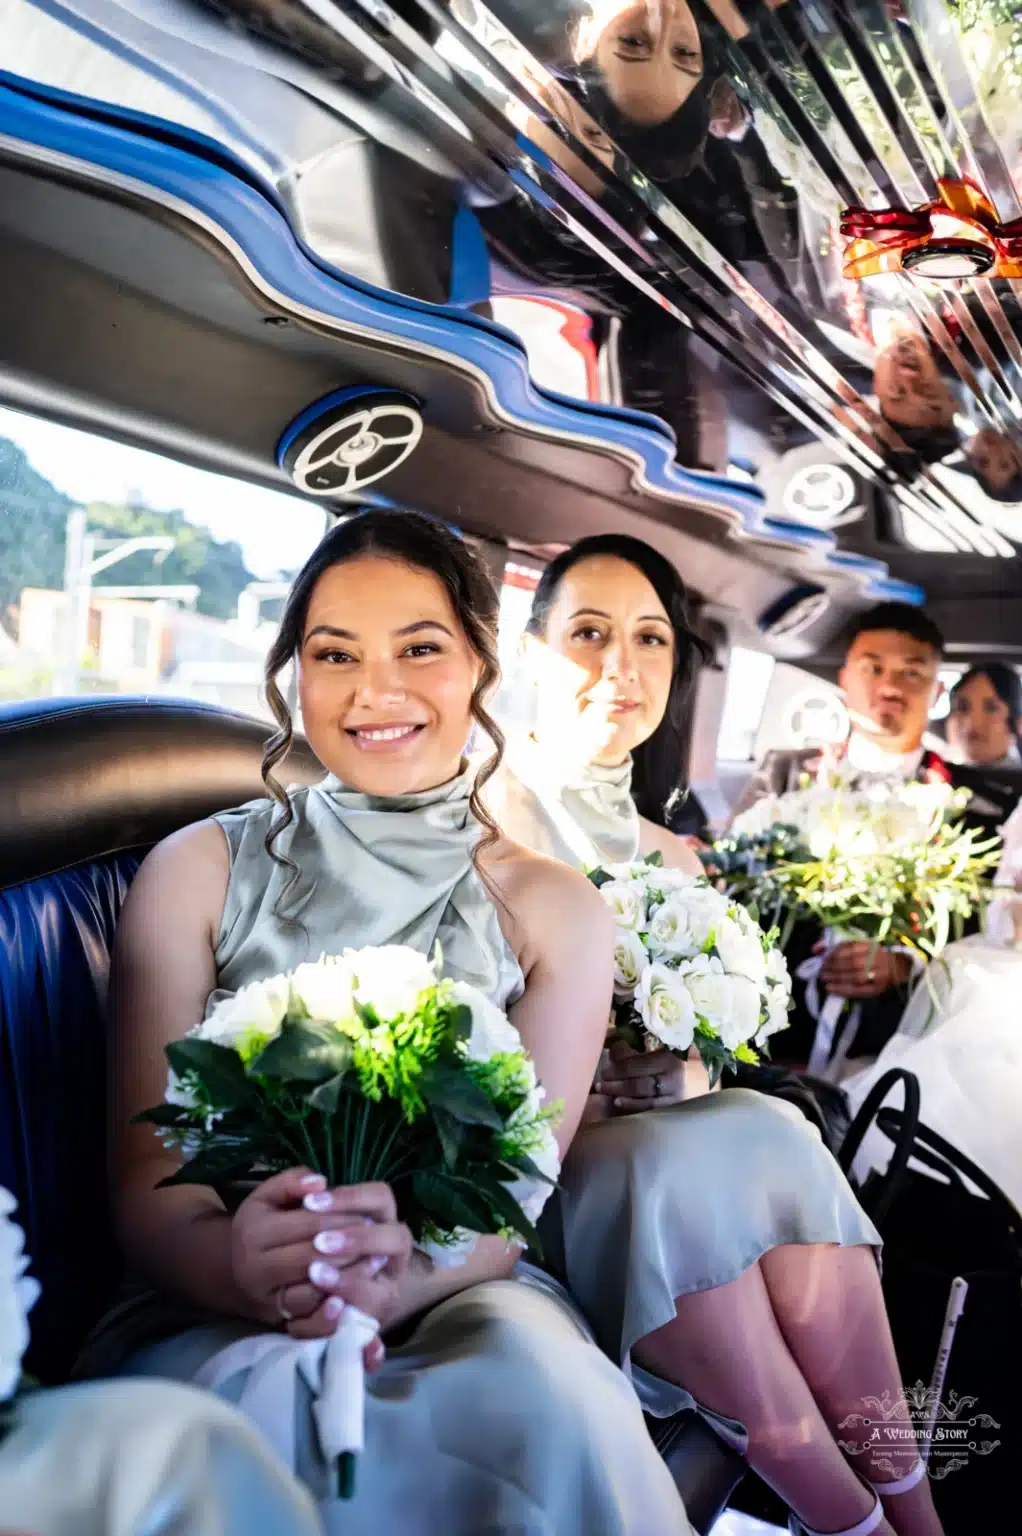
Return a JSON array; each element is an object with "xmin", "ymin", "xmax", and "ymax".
[
  {"xmin": 487, "ymin": 741, "xmax": 882, "ymax": 1446},
  {"xmin": 90, "ymin": 770, "xmax": 693, "ymax": 1536}
]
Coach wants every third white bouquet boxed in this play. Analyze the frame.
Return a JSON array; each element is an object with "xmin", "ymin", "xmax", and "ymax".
[{"xmin": 588, "ymin": 854, "xmax": 792, "ymax": 1085}]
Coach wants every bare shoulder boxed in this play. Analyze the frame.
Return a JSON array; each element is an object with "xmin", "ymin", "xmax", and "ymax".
[
  {"xmin": 119, "ymin": 818, "xmax": 230, "ymax": 944},
  {"xmin": 638, "ymin": 818, "xmax": 704, "ymax": 875},
  {"xmin": 481, "ymin": 834, "xmax": 614, "ymax": 973}
]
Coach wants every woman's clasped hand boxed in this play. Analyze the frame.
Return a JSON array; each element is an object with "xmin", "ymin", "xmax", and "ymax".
[
  {"xmin": 589, "ymin": 1037, "xmax": 712, "ymax": 1116},
  {"xmin": 231, "ymin": 1167, "xmax": 412, "ymax": 1362}
]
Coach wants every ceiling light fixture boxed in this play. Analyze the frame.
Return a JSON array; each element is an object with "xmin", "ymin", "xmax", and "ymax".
[{"xmin": 841, "ymin": 179, "xmax": 1022, "ymax": 283}]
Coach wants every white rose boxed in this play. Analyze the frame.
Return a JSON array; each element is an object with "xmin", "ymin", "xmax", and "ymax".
[
  {"xmin": 290, "ymin": 958, "xmax": 356, "ymax": 1024},
  {"xmin": 678, "ymin": 954, "xmax": 760, "ymax": 1050},
  {"xmin": 635, "ymin": 962, "xmax": 697, "ymax": 1052},
  {"xmin": 0, "ymin": 1187, "xmax": 40, "ymax": 1402},
  {"xmin": 757, "ymin": 983, "xmax": 791, "ymax": 1046},
  {"xmin": 344, "ymin": 945, "xmax": 437, "ymax": 1020},
  {"xmin": 450, "ymin": 981, "xmax": 523, "ymax": 1063},
  {"xmin": 201, "ymin": 974, "xmax": 290, "ymax": 1048},
  {"xmin": 714, "ymin": 913, "xmax": 767, "ymax": 986},
  {"xmin": 613, "ymin": 929, "xmax": 650, "ymax": 998},
  {"xmin": 603, "ymin": 861, "xmax": 649, "ymax": 882},
  {"xmin": 598, "ymin": 878, "xmax": 647, "ymax": 932},
  {"xmin": 643, "ymin": 867, "xmax": 699, "ymax": 904},
  {"xmin": 418, "ymin": 1227, "xmax": 479, "ymax": 1269},
  {"xmin": 507, "ymin": 1124, "xmax": 561, "ymax": 1225},
  {"xmin": 765, "ymin": 945, "xmax": 790, "ymax": 990},
  {"xmin": 678, "ymin": 884, "xmax": 731, "ymax": 951},
  {"xmin": 647, "ymin": 895, "xmax": 700, "ymax": 960}
]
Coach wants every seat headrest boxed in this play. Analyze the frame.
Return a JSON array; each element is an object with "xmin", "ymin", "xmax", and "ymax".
[{"xmin": 0, "ymin": 695, "xmax": 324, "ymax": 891}]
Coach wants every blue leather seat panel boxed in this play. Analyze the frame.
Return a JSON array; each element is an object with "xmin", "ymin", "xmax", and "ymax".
[{"xmin": 0, "ymin": 854, "xmax": 140, "ymax": 1382}]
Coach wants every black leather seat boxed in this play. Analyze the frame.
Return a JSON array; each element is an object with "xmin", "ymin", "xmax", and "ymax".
[{"xmin": 0, "ymin": 694, "xmax": 743, "ymax": 1530}]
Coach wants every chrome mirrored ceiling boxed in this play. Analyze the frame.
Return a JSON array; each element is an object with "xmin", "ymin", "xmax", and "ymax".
[{"xmin": 5, "ymin": 0, "xmax": 1022, "ymax": 555}]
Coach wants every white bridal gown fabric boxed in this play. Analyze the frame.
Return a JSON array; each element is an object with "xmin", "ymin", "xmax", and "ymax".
[
  {"xmin": 0, "ymin": 1378, "xmax": 322, "ymax": 1536},
  {"xmin": 844, "ymin": 804, "xmax": 1022, "ymax": 1212}
]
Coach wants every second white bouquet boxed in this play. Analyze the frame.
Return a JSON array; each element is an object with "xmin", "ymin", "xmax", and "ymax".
[{"xmin": 589, "ymin": 855, "xmax": 792, "ymax": 1084}]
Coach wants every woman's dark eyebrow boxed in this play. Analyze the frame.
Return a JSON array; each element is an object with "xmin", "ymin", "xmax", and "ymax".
[
  {"xmin": 304, "ymin": 620, "xmax": 454, "ymax": 642},
  {"xmin": 305, "ymin": 624, "xmax": 355, "ymax": 642},
  {"xmin": 568, "ymin": 607, "xmax": 669, "ymax": 624},
  {"xmin": 394, "ymin": 620, "xmax": 455, "ymax": 638}
]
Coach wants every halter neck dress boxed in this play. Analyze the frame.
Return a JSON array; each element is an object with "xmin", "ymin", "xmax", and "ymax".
[
  {"xmin": 88, "ymin": 770, "xmax": 694, "ymax": 1536},
  {"xmin": 486, "ymin": 742, "xmax": 881, "ymax": 1445}
]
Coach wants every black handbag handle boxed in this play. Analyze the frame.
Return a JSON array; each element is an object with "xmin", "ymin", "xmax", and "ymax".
[
  {"xmin": 874, "ymin": 1108, "xmax": 1022, "ymax": 1237},
  {"xmin": 838, "ymin": 1069, "xmax": 921, "ymax": 1225}
]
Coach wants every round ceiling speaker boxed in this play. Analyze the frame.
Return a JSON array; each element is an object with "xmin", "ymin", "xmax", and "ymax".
[
  {"xmin": 783, "ymin": 463, "xmax": 861, "ymax": 528},
  {"xmin": 758, "ymin": 584, "xmax": 831, "ymax": 641},
  {"xmin": 277, "ymin": 387, "xmax": 423, "ymax": 497},
  {"xmin": 784, "ymin": 688, "xmax": 848, "ymax": 749},
  {"xmin": 901, "ymin": 239, "xmax": 995, "ymax": 280}
]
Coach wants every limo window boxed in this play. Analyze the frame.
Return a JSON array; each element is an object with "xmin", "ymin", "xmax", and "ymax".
[{"xmin": 0, "ymin": 406, "xmax": 326, "ymax": 721}]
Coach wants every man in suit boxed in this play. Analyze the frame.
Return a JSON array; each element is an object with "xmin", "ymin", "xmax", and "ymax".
[{"xmin": 731, "ymin": 601, "xmax": 949, "ymax": 1066}]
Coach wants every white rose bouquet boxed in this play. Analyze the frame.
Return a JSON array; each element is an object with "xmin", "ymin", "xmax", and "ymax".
[
  {"xmin": 589, "ymin": 854, "xmax": 792, "ymax": 1085},
  {"xmin": 0, "ymin": 1187, "xmax": 39, "ymax": 1437},
  {"xmin": 135, "ymin": 944, "xmax": 561, "ymax": 1495}
]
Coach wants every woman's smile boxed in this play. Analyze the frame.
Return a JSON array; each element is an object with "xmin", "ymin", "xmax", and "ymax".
[{"xmin": 346, "ymin": 721, "xmax": 428, "ymax": 753}]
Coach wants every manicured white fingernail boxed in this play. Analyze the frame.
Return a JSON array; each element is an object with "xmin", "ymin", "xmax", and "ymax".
[
  {"xmin": 300, "ymin": 1173, "xmax": 326, "ymax": 1188},
  {"xmin": 314, "ymin": 1229, "xmax": 349, "ymax": 1255},
  {"xmin": 324, "ymin": 1296, "xmax": 345, "ymax": 1320},
  {"xmin": 309, "ymin": 1260, "xmax": 341, "ymax": 1288},
  {"xmin": 367, "ymin": 1255, "xmax": 387, "ymax": 1275},
  {"xmin": 303, "ymin": 1192, "xmax": 333, "ymax": 1212}
]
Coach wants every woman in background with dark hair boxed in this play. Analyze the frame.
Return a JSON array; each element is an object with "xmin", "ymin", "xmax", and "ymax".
[
  {"xmin": 486, "ymin": 533, "xmax": 943, "ymax": 1536},
  {"xmin": 948, "ymin": 662, "xmax": 1022, "ymax": 769},
  {"xmin": 945, "ymin": 661, "xmax": 1022, "ymax": 840}
]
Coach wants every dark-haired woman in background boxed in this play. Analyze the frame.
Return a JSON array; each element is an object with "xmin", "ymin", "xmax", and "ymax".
[
  {"xmin": 946, "ymin": 662, "xmax": 1022, "ymax": 840},
  {"xmin": 948, "ymin": 663, "xmax": 1022, "ymax": 770},
  {"xmin": 486, "ymin": 533, "xmax": 943, "ymax": 1536}
]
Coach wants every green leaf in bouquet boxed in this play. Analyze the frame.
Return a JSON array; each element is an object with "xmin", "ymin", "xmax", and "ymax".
[
  {"xmin": 587, "ymin": 867, "xmax": 613, "ymax": 889},
  {"xmin": 307, "ymin": 1071, "xmax": 350, "ymax": 1113},
  {"xmin": 496, "ymin": 1151, "xmax": 558, "ymax": 1187},
  {"xmin": 733, "ymin": 1043, "xmax": 759, "ymax": 1065},
  {"xmin": 642, "ymin": 850, "xmax": 664, "ymax": 868},
  {"xmin": 156, "ymin": 1141, "xmax": 256, "ymax": 1189},
  {"xmin": 413, "ymin": 1169, "xmax": 544, "ymax": 1256},
  {"xmin": 250, "ymin": 1022, "xmax": 352, "ymax": 1084},
  {"xmin": 131, "ymin": 1102, "xmax": 195, "ymax": 1128},
  {"xmin": 412, "ymin": 1168, "xmax": 498, "ymax": 1231},
  {"xmin": 433, "ymin": 1104, "xmax": 466, "ymax": 1169},
  {"xmin": 418, "ymin": 1061, "xmax": 505, "ymax": 1129},
  {"xmin": 469, "ymin": 1170, "xmax": 544, "ymax": 1254},
  {"xmin": 165, "ymin": 1039, "xmax": 259, "ymax": 1109},
  {"xmin": 448, "ymin": 1003, "xmax": 473, "ymax": 1043}
]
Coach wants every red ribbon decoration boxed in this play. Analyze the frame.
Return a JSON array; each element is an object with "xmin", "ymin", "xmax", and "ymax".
[{"xmin": 841, "ymin": 178, "xmax": 1022, "ymax": 280}]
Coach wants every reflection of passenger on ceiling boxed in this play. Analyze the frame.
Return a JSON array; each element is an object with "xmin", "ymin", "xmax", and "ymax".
[
  {"xmin": 567, "ymin": 1, "xmax": 800, "ymax": 272},
  {"xmin": 960, "ymin": 426, "xmax": 1022, "ymax": 504},
  {"xmin": 573, "ymin": 0, "xmax": 703, "ymax": 127},
  {"xmin": 871, "ymin": 329, "xmax": 960, "ymax": 466},
  {"xmin": 477, "ymin": 4, "xmax": 807, "ymax": 472}
]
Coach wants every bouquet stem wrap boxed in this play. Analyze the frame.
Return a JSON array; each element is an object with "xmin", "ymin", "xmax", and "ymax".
[
  {"xmin": 193, "ymin": 1306, "xmax": 380, "ymax": 1498},
  {"xmin": 798, "ymin": 931, "xmax": 862, "ymax": 1082}
]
